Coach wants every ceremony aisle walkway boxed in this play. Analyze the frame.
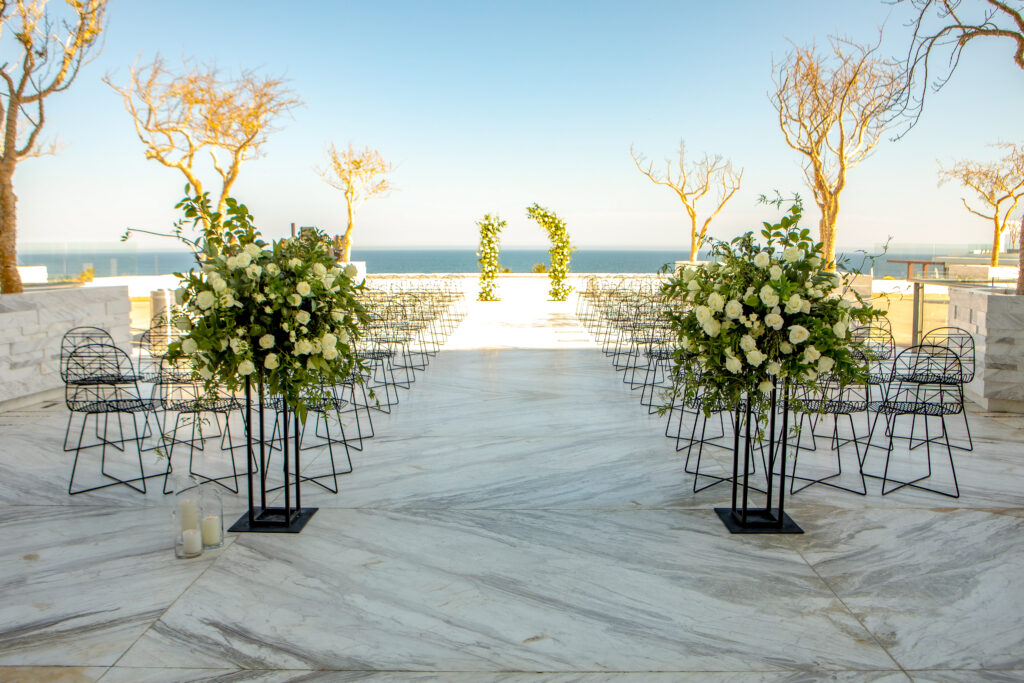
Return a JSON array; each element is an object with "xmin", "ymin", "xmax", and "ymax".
[{"xmin": 1, "ymin": 279, "xmax": 1023, "ymax": 681}]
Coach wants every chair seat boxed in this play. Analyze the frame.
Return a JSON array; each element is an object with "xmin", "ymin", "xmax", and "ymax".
[
  {"xmin": 799, "ymin": 399, "xmax": 867, "ymax": 414},
  {"xmin": 869, "ymin": 400, "xmax": 961, "ymax": 417},
  {"xmin": 71, "ymin": 398, "xmax": 155, "ymax": 414}
]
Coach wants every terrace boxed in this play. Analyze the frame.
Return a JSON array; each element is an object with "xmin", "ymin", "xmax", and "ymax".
[{"xmin": 1, "ymin": 277, "xmax": 1022, "ymax": 681}]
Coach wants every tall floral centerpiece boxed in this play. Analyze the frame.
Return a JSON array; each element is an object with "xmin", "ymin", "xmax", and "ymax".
[
  {"xmin": 662, "ymin": 198, "xmax": 883, "ymax": 532},
  {"xmin": 162, "ymin": 191, "xmax": 369, "ymax": 532}
]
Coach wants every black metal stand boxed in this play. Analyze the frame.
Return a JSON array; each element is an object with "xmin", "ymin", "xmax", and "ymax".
[
  {"xmin": 229, "ymin": 375, "xmax": 318, "ymax": 534},
  {"xmin": 714, "ymin": 384, "xmax": 803, "ymax": 534}
]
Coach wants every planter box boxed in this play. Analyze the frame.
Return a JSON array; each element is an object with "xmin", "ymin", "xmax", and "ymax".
[
  {"xmin": 948, "ymin": 289, "xmax": 1024, "ymax": 413},
  {"xmin": 0, "ymin": 286, "xmax": 131, "ymax": 409}
]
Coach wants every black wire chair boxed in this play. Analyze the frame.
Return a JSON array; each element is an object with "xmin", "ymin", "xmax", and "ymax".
[
  {"xmin": 865, "ymin": 344, "xmax": 963, "ymax": 498},
  {"xmin": 60, "ymin": 327, "xmax": 117, "ymax": 452},
  {"xmin": 789, "ymin": 378, "xmax": 869, "ymax": 495},
  {"xmin": 920, "ymin": 326, "xmax": 975, "ymax": 452},
  {"xmin": 64, "ymin": 343, "xmax": 157, "ymax": 495}
]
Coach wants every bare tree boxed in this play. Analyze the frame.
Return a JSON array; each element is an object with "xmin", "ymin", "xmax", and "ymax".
[
  {"xmin": 939, "ymin": 142, "xmax": 1024, "ymax": 266},
  {"xmin": 893, "ymin": 0, "xmax": 1024, "ymax": 291},
  {"xmin": 318, "ymin": 143, "xmax": 393, "ymax": 261},
  {"xmin": 105, "ymin": 55, "xmax": 301, "ymax": 217},
  {"xmin": 0, "ymin": 0, "xmax": 107, "ymax": 294},
  {"xmin": 630, "ymin": 142, "xmax": 743, "ymax": 263},
  {"xmin": 770, "ymin": 35, "xmax": 902, "ymax": 268}
]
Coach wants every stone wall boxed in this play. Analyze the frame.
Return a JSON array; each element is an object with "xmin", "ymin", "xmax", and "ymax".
[
  {"xmin": 0, "ymin": 286, "xmax": 131, "ymax": 409},
  {"xmin": 948, "ymin": 289, "xmax": 1024, "ymax": 413}
]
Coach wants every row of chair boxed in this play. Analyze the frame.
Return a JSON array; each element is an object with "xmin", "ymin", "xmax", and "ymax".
[
  {"xmin": 59, "ymin": 279, "xmax": 466, "ymax": 496},
  {"xmin": 577, "ymin": 277, "xmax": 975, "ymax": 499}
]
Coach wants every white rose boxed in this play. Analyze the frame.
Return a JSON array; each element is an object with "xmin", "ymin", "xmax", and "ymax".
[
  {"xmin": 225, "ymin": 255, "xmax": 239, "ymax": 269},
  {"xmin": 198, "ymin": 365, "xmax": 214, "ymax": 380},
  {"xmin": 296, "ymin": 281, "xmax": 311, "ymax": 297},
  {"xmin": 229, "ymin": 338, "xmax": 245, "ymax": 354},
  {"xmin": 210, "ymin": 275, "xmax": 227, "ymax": 293},
  {"xmin": 174, "ymin": 287, "xmax": 187, "ymax": 305},
  {"xmin": 832, "ymin": 321, "xmax": 847, "ymax": 338},
  {"xmin": 817, "ymin": 356, "xmax": 835, "ymax": 373},
  {"xmin": 808, "ymin": 256, "xmax": 821, "ymax": 268},
  {"xmin": 235, "ymin": 252, "xmax": 252, "ymax": 268},
  {"xmin": 767, "ymin": 361, "xmax": 782, "ymax": 376},
  {"xmin": 288, "ymin": 258, "xmax": 302, "ymax": 269},
  {"xmin": 839, "ymin": 299, "xmax": 852, "ymax": 309},
  {"xmin": 330, "ymin": 310, "xmax": 344, "ymax": 322},
  {"xmin": 686, "ymin": 279, "xmax": 700, "ymax": 292},
  {"xmin": 288, "ymin": 293, "xmax": 302, "ymax": 307},
  {"xmin": 703, "ymin": 318, "xmax": 721, "ymax": 337},
  {"xmin": 769, "ymin": 265, "xmax": 783, "ymax": 280},
  {"xmin": 337, "ymin": 329, "xmax": 350, "ymax": 344},
  {"xmin": 265, "ymin": 263, "xmax": 280, "ymax": 276},
  {"xmin": 237, "ymin": 359, "xmax": 255, "ymax": 376},
  {"xmin": 707, "ymin": 292, "xmax": 725, "ymax": 313},
  {"xmin": 759, "ymin": 284, "xmax": 779, "ymax": 307},
  {"xmin": 783, "ymin": 246, "xmax": 802, "ymax": 262},
  {"xmin": 296, "ymin": 310, "xmax": 311, "ymax": 325},
  {"xmin": 181, "ymin": 338, "xmax": 198, "ymax": 355},
  {"xmin": 681, "ymin": 267, "xmax": 695, "ymax": 282},
  {"xmin": 780, "ymin": 341, "xmax": 794, "ymax": 354},
  {"xmin": 312, "ymin": 263, "xmax": 327, "ymax": 277},
  {"xmin": 803, "ymin": 368, "xmax": 818, "ymax": 382},
  {"xmin": 746, "ymin": 349, "xmax": 766, "ymax": 366},
  {"xmin": 695, "ymin": 305, "xmax": 713, "ymax": 325},
  {"xmin": 196, "ymin": 290, "xmax": 215, "ymax": 309},
  {"xmin": 294, "ymin": 339, "xmax": 313, "ymax": 355},
  {"xmin": 344, "ymin": 263, "xmax": 358, "ymax": 279},
  {"xmin": 725, "ymin": 356, "xmax": 743, "ymax": 373},
  {"xmin": 753, "ymin": 251, "xmax": 770, "ymax": 268},
  {"xmin": 259, "ymin": 334, "xmax": 275, "ymax": 349},
  {"xmin": 803, "ymin": 345, "xmax": 821, "ymax": 362},
  {"xmin": 245, "ymin": 264, "xmax": 262, "ymax": 280},
  {"xmin": 724, "ymin": 299, "xmax": 743, "ymax": 319},
  {"xmin": 322, "ymin": 345, "xmax": 339, "ymax": 360},
  {"xmin": 764, "ymin": 312, "xmax": 784, "ymax": 330},
  {"xmin": 788, "ymin": 325, "xmax": 810, "ymax": 344},
  {"xmin": 785, "ymin": 294, "xmax": 803, "ymax": 314},
  {"xmin": 800, "ymin": 300, "xmax": 811, "ymax": 314},
  {"xmin": 740, "ymin": 334, "xmax": 756, "ymax": 352},
  {"xmin": 264, "ymin": 353, "xmax": 280, "ymax": 370},
  {"xmin": 321, "ymin": 333, "xmax": 337, "ymax": 349},
  {"xmin": 219, "ymin": 339, "xmax": 229, "ymax": 351},
  {"xmin": 244, "ymin": 243, "xmax": 262, "ymax": 258},
  {"xmin": 758, "ymin": 379, "xmax": 774, "ymax": 394},
  {"xmin": 174, "ymin": 316, "xmax": 192, "ymax": 332}
]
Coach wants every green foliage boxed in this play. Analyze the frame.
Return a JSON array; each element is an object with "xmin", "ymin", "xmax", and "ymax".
[
  {"xmin": 526, "ymin": 203, "xmax": 574, "ymax": 301},
  {"xmin": 531, "ymin": 263, "xmax": 548, "ymax": 273},
  {"xmin": 661, "ymin": 197, "xmax": 885, "ymax": 419},
  {"xmin": 75, "ymin": 266, "xmax": 94, "ymax": 283},
  {"xmin": 476, "ymin": 213, "xmax": 506, "ymax": 301},
  {"xmin": 164, "ymin": 191, "xmax": 370, "ymax": 423}
]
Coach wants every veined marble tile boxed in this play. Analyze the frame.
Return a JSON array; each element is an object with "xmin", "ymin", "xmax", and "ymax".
[
  {"xmin": 0, "ymin": 666, "xmax": 108, "ymax": 682},
  {"xmin": 783, "ymin": 505, "xmax": 1024, "ymax": 671},
  {"xmin": 118, "ymin": 507, "xmax": 894, "ymax": 673},
  {"xmin": 0, "ymin": 505, "xmax": 233, "ymax": 666}
]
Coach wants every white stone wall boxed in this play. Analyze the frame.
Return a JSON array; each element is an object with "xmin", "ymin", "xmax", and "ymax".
[
  {"xmin": 0, "ymin": 286, "xmax": 131, "ymax": 408},
  {"xmin": 948, "ymin": 289, "xmax": 1024, "ymax": 413}
]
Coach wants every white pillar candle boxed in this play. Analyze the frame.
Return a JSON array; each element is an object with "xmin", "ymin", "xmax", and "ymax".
[
  {"xmin": 178, "ymin": 498, "xmax": 199, "ymax": 532},
  {"xmin": 201, "ymin": 514, "xmax": 222, "ymax": 547},
  {"xmin": 181, "ymin": 529, "xmax": 202, "ymax": 556}
]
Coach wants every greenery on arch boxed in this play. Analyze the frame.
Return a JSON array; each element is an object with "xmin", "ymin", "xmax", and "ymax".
[
  {"xmin": 476, "ymin": 213, "xmax": 505, "ymax": 301},
  {"xmin": 526, "ymin": 203, "xmax": 574, "ymax": 301}
]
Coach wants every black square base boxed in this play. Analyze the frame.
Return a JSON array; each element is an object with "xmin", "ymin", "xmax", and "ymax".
[
  {"xmin": 228, "ymin": 507, "xmax": 318, "ymax": 534},
  {"xmin": 714, "ymin": 507, "xmax": 804, "ymax": 534}
]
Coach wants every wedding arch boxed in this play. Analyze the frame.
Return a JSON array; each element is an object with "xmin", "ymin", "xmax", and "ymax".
[{"xmin": 526, "ymin": 203, "xmax": 574, "ymax": 301}]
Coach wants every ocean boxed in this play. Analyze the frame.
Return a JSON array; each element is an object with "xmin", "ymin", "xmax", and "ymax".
[{"xmin": 17, "ymin": 245, "xmax": 986, "ymax": 280}]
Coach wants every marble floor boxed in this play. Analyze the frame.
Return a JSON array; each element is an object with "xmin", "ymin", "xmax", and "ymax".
[{"xmin": 1, "ymin": 289, "xmax": 1023, "ymax": 682}]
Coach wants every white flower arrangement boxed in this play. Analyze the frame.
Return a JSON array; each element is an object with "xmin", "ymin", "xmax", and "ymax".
[
  {"xmin": 662, "ymin": 199, "xmax": 883, "ymax": 415},
  {"xmin": 164, "ymin": 193, "xmax": 368, "ymax": 421}
]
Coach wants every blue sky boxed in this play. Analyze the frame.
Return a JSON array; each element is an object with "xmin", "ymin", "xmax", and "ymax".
[{"xmin": 13, "ymin": 0, "xmax": 1024, "ymax": 252}]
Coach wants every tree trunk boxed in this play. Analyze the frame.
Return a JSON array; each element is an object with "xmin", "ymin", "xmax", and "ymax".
[
  {"xmin": 1016, "ymin": 216, "xmax": 1023, "ymax": 295},
  {"xmin": 991, "ymin": 217, "xmax": 1001, "ymax": 267},
  {"xmin": 0, "ymin": 167, "xmax": 24, "ymax": 294},
  {"xmin": 341, "ymin": 200, "xmax": 355, "ymax": 262},
  {"xmin": 689, "ymin": 230, "xmax": 699, "ymax": 263},
  {"xmin": 818, "ymin": 211, "xmax": 837, "ymax": 270}
]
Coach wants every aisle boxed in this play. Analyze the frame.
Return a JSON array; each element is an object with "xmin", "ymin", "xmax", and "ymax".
[{"xmin": 110, "ymin": 294, "xmax": 900, "ymax": 676}]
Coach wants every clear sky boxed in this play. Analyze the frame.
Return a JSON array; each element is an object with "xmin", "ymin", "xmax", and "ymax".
[{"xmin": 12, "ymin": 0, "xmax": 1024, "ymax": 252}]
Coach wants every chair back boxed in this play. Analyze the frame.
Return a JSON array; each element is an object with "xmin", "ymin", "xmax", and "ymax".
[
  {"xmin": 64, "ymin": 343, "xmax": 142, "ymax": 412},
  {"xmin": 922, "ymin": 326, "xmax": 975, "ymax": 382},
  {"xmin": 60, "ymin": 327, "xmax": 114, "ymax": 382}
]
